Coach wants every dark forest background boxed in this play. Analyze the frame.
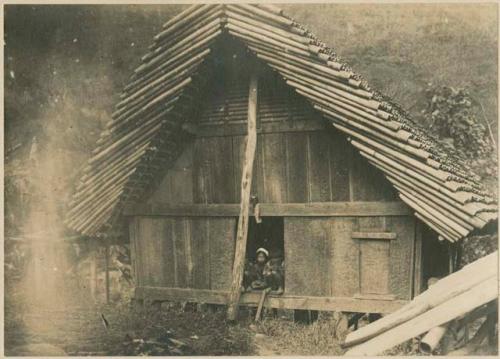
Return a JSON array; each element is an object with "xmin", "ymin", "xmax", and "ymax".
[{"xmin": 4, "ymin": 4, "xmax": 498, "ymax": 239}]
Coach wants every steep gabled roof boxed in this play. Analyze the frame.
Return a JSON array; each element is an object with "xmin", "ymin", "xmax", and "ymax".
[{"xmin": 65, "ymin": 4, "xmax": 497, "ymax": 241}]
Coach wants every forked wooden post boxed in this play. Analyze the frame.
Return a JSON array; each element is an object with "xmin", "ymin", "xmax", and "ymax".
[{"xmin": 227, "ymin": 74, "xmax": 258, "ymax": 321}]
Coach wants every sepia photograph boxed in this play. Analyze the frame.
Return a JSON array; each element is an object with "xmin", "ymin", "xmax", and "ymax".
[{"xmin": 3, "ymin": 2, "xmax": 499, "ymax": 356}]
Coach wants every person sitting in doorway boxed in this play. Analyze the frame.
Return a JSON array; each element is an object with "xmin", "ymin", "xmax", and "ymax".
[
  {"xmin": 242, "ymin": 247, "xmax": 284, "ymax": 294},
  {"xmin": 263, "ymin": 257, "xmax": 284, "ymax": 294},
  {"xmin": 249, "ymin": 247, "xmax": 270, "ymax": 290}
]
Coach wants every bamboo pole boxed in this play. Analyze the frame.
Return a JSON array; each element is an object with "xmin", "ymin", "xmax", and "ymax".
[
  {"xmin": 137, "ymin": 18, "xmax": 222, "ymax": 75},
  {"xmin": 257, "ymin": 54, "xmax": 377, "ymax": 108},
  {"xmin": 226, "ymin": 17, "xmax": 311, "ymax": 54},
  {"xmin": 414, "ymin": 212, "xmax": 459, "ymax": 242},
  {"xmin": 248, "ymin": 46, "xmax": 374, "ymax": 100},
  {"xmin": 117, "ymin": 52, "xmax": 207, "ymax": 109},
  {"xmin": 316, "ymin": 107, "xmax": 430, "ymax": 162},
  {"xmin": 398, "ymin": 190, "xmax": 470, "ymax": 237},
  {"xmin": 355, "ymin": 144, "xmax": 477, "ymax": 207},
  {"xmin": 227, "ymin": 74, "xmax": 258, "ymax": 322},
  {"xmin": 349, "ymin": 138, "xmax": 460, "ymax": 190},
  {"xmin": 226, "ymin": 23, "xmax": 310, "ymax": 57},
  {"xmin": 385, "ymin": 173, "xmax": 478, "ymax": 230},
  {"xmin": 226, "ymin": 9, "xmax": 309, "ymax": 44},
  {"xmin": 343, "ymin": 251, "xmax": 497, "ymax": 348},
  {"xmin": 154, "ymin": 5, "xmax": 222, "ymax": 45},
  {"xmin": 231, "ymin": 3, "xmax": 294, "ymax": 27},
  {"xmin": 109, "ymin": 78, "xmax": 191, "ymax": 131},
  {"xmin": 160, "ymin": 4, "xmax": 205, "ymax": 31},
  {"xmin": 361, "ymin": 152, "xmax": 483, "ymax": 221},
  {"xmin": 345, "ymin": 276, "xmax": 497, "ymax": 356},
  {"xmin": 124, "ymin": 29, "xmax": 220, "ymax": 94}
]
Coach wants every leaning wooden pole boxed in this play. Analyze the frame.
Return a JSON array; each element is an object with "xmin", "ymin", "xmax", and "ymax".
[{"xmin": 227, "ymin": 74, "xmax": 259, "ymax": 321}]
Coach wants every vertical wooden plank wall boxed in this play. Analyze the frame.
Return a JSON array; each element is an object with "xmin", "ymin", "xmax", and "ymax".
[{"xmin": 132, "ymin": 216, "xmax": 236, "ymax": 290}]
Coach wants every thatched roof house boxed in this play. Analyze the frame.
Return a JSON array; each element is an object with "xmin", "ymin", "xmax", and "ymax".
[{"xmin": 65, "ymin": 4, "xmax": 497, "ymax": 314}]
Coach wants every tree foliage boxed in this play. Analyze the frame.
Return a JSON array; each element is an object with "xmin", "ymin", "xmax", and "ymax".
[{"xmin": 423, "ymin": 85, "xmax": 497, "ymax": 182}]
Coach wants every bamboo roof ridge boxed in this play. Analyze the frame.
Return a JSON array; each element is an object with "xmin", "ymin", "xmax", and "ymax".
[{"xmin": 65, "ymin": 4, "xmax": 497, "ymax": 239}]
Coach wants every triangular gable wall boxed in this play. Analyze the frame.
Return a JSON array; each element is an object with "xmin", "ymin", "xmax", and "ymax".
[{"xmin": 65, "ymin": 4, "xmax": 497, "ymax": 241}]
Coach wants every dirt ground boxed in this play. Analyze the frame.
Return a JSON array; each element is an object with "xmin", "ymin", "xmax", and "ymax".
[
  {"xmin": 4, "ymin": 276, "xmax": 349, "ymax": 356},
  {"xmin": 4, "ymin": 280, "xmax": 258, "ymax": 356}
]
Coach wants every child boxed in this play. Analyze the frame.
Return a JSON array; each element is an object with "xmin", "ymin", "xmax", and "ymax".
[{"xmin": 249, "ymin": 247, "xmax": 269, "ymax": 290}]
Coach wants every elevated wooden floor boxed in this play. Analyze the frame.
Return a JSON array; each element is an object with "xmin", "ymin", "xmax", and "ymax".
[{"xmin": 135, "ymin": 286, "xmax": 407, "ymax": 314}]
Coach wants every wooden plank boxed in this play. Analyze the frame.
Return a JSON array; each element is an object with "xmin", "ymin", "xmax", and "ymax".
[
  {"xmin": 208, "ymin": 136, "xmax": 236, "ymax": 203},
  {"xmin": 192, "ymin": 137, "xmax": 212, "ymax": 204},
  {"xmin": 357, "ymin": 217, "xmax": 390, "ymax": 296},
  {"xmin": 308, "ymin": 131, "xmax": 333, "ymax": 202},
  {"xmin": 209, "ymin": 217, "xmax": 237, "ymax": 290},
  {"xmin": 387, "ymin": 216, "xmax": 415, "ymax": 300},
  {"xmin": 350, "ymin": 147, "xmax": 398, "ymax": 201},
  {"xmin": 89, "ymin": 240, "xmax": 97, "ymax": 299},
  {"xmin": 331, "ymin": 217, "xmax": 359, "ymax": 297},
  {"xmin": 190, "ymin": 218, "xmax": 211, "ymax": 289},
  {"xmin": 328, "ymin": 128, "xmax": 350, "ymax": 201},
  {"xmin": 124, "ymin": 201, "xmax": 412, "ymax": 217},
  {"xmin": 137, "ymin": 217, "xmax": 163, "ymax": 287},
  {"xmin": 352, "ymin": 232, "xmax": 397, "ymax": 240},
  {"xmin": 284, "ymin": 217, "xmax": 331, "ymax": 296},
  {"xmin": 161, "ymin": 218, "xmax": 176, "ymax": 287},
  {"xmin": 105, "ymin": 244, "xmax": 110, "ymax": 304},
  {"xmin": 413, "ymin": 221, "xmax": 423, "ymax": 297},
  {"xmin": 344, "ymin": 251, "xmax": 498, "ymax": 348},
  {"xmin": 173, "ymin": 218, "xmax": 189, "ymax": 288},
  {"xmin": 128, "ymin": 218, "xmax": 138, "ymax": 286},
  {"xmin": 359, "ymin": 240, "xmax": 390, "ymax": 295},
  {"xmin": 345, "ymin": 277, "xmax": 497, "ymax": 356},
  {"xmin": 146, "ymin": 145, "xmax": 194, "ymax": 204},
  {"xmin": 262, "ymin": 132, "xmax": 287, "ymax": 203},
  {"xmin": 195, "ymin": 117, "xmax": 328, "ymax": 137},
  {"xmin": 232, "ymin": 135, "xmax": 246, "ymax": 201},
  {"xmin": 169, "ymin": 146, "xmax": 194, "ymax": 204},
  {"xmin": 135, "ymin": 286, "xmax": 408, "ymax": 314},
  {"xmin": 227, "ymin": 74, "xmax": 259, "ymax": 321},
  {"xmin": 285, "ymin": 132, "xmax": 308, "ymax": 202}
]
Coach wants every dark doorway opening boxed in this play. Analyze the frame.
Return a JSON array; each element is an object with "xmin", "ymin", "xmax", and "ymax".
[
  {"xmin": 243, "ymin": 217, "xmax": 285, "ymax": 293},
  {"xmin": 246, "ymin": 217, "xmax": 284, "ymax": 261}
]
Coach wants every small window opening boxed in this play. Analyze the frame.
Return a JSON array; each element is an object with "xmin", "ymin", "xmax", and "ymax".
[{"xmin": 242, "ymin": 217, "xmax": 285, "ymax": 294}]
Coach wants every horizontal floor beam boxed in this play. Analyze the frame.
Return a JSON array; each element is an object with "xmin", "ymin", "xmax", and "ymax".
[{"xmin": 135, "ymin": 286, "xmax": 407, "ymax": 314}]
